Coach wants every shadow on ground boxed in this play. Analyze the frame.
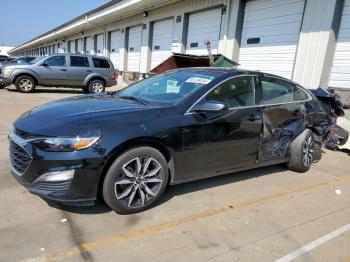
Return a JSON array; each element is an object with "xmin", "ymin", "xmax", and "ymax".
[
  {"xmin": 6, "ymin": 86, "xmax": 84, "ymax": 94},
  {"xmin": 46, "ymin": 163, "xmax": 289, "ymax": 215}
]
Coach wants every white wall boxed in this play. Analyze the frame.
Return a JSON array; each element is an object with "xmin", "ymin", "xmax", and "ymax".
[{"xmin": 0, "ymin": 46, "xmax": 15, "ymax": 56}]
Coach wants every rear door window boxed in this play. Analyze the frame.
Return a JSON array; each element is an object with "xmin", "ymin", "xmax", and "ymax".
[
  {"xmin": 206, "ymin": 76, "xmax": 256, "ymax": 107},
  {"xmin": 92, "ymin": 58, "xmax": 110, "ymax": 68},
  {"xmin": 70, "ymin": 56, "xmax": 89, "ymax": 67},
  {"xmin": 260, "ymin": 76, "xmax": 294, "ymax": 104}
]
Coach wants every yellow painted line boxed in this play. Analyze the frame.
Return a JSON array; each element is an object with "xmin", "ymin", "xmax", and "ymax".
[
  {"xmin": 43, "ymin": 175, "xmax": 350, "ymax": 262},
  {"xmin": 343, "ymin": 257, "xmax": 350, "ymax": 262}
]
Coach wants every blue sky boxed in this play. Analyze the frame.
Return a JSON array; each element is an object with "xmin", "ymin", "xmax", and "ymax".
[{"xmin": 0, "ymin": 0, "xmax": 110, "ymax": 47}]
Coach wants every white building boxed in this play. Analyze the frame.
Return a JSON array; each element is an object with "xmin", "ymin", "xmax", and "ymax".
[
  {"xmin": 0, "ymin": 45, "xmax": 15, "ymax": 56},
  {"xmin": 8, "ymin": 0, "xmax": 350, "ymax": 103}
]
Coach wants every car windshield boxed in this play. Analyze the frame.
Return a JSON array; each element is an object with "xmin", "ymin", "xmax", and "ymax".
[
  {"xmin": 29, "ymin": 56, "xmax": 46, "ymax": 64},
  {"xmin": 118, "ymin": 70, "xmax": 225, "ymax": 105}
]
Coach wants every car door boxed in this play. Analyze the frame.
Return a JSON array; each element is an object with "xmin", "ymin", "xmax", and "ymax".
[
  {"xmin": 36, "ymin": 55, "xmax": 68, "ymax": 85},
  {"xmin": 257, "ymin": 75, "xmax": 306, "ymax": 162},
  {"xmin": 178, "ymin": 75, "xmax": 262, "ymax": 181},
  {"xmin": 67, "ymin": 56, "xmax": 91, "ymax": 86}
]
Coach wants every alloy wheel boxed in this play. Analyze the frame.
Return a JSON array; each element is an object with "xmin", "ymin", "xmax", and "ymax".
[
  {"xmin": 114, "ymin": 157, "xmax": 163, "ymax": 208},
  {"xmin": 303, "ymin": 136, "xmax": 314, "ymax": 166},
  {"xmin": 19, "ymin": 79, "xmax": 33, "ymax": 91},
  {"xmin": 92, "ymin": 82, "xmax": 104, "ymax": 93}
]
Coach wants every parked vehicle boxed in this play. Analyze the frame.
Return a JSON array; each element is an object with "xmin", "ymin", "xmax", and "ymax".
[
  {"xmin": 1, "ymin": 54, "xmax": 117, "ymax": 93},
  {"xmin": 9, "ymin": 68, "xmax": 332, "ymax": 214},
  {"xmin": 0, "ymin": 57, "xmax": 36, "ymax": 88}
]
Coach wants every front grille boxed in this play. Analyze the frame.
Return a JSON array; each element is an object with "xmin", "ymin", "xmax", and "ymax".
[
  {"xmin": 34, "ymin": 181, "xmax": 71, "ymax": 192},
  {"xmin": 10, "ymin": 141, "xmax": 32, "ymax": 175}
]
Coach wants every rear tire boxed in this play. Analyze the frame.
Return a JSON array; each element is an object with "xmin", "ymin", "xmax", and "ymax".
[
  {"xmin": 88, "ymin": 79, "xmax": 105, "ymax": 94},
  {"xmin": 287, "ymin": 129, "xmax": 314, "ymax": 172},
  {"xmin": 15, "ymin": 75, "xmax": 36, "ymax": 93},
  {"xmin": 102, "ymin": 146, "xmax": 169, "ymax": 214}
]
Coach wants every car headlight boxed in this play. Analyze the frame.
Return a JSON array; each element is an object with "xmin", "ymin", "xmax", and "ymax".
[
  {"xmin": 33, "ymin": 136, "xmax": 100, "ymax": 152},
  {"xmin": 3, "ymin": 68, "xmax": 13, "ymax": 77}
]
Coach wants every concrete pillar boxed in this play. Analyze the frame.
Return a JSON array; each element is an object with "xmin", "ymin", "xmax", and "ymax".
[
  {"xmin": 171, "ymin": 13, "xmax": 187, "ymax": 53},
  {"xmin": 221, "ymin": 0, "xmax": 244, "ymax": 62},
  {"xmin": 140, "ymin": 23, "xmax": 152, "ymax": 74},
  {"xmin": 119, "ymin": 28, "xmax": 128, "ymax": 72},
  {"xmin": 292, "ymin": 0, "xmax": 344, "ymax": 89}
]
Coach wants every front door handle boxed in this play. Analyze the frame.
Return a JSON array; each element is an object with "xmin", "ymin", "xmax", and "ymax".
[
  {"xmin": 60, "ymin": 69, "xmax": 67, "ymax": 72},
  {"xmin": 86, "ymin": 70, "xmax": 92, "ymax": 73},
  {"xmin": 247, "ymin": 113, "xmax": 261, "ymax": 121}
]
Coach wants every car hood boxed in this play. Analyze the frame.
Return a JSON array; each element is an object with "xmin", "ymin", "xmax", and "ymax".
[
  {"xmin": 14, "ymin": 94, "xmax": 165, "ymax": 134},
  {"xmin": 3, "ymin": 64, "xmax": 33, "ymax": 70}
]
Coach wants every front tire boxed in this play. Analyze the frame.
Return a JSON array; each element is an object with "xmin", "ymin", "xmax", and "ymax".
[
  {"xmin": 88, "ymin": 79, "xmax": 105, "ymax": 94},
  {"xmin": 287, "ymin": 129, "xmax": 314, "ymax": 172},
  {"xmin": 102, "ymin": 146, "xmax": 169, "ymax": 214},
  {"xmin": 15, "ymin": 75, "xmax": 36, "ymax": 93}
]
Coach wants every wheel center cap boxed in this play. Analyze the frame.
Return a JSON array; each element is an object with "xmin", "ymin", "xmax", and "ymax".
[{"xmin": 136, "ymin": 178, "xmax": 142, "ymax": 184}]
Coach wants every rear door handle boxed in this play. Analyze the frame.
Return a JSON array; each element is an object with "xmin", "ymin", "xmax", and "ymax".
[
  {"xmin": 86, "ymin": 70, "xmax": 92, "ymax": 73},
  {"xmin": 60, "ymin": 69, "xmax": 67, "ymax": 72},
  {"xmin": 247, "ymin": 113, "xmax": 261, "ymax": 121}
]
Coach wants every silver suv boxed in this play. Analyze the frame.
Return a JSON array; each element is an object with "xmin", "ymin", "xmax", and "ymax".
[{"xmin": 0, "ymin": 54, "xmax": 117, "ymax": 93}]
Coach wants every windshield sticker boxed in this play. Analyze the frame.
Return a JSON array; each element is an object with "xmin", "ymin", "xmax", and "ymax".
[
  {"xmin": 185, "ymin": 77, "xmax": 212, "ymax": 85},
  {"xmin": 166, "ymin": 80, "xmax": 180, "ymax": 93}
]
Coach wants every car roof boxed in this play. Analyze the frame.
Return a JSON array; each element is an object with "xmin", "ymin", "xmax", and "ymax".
[{"xmin": 48, "ymin": 53, "xmax": 110, "ymax": 59}]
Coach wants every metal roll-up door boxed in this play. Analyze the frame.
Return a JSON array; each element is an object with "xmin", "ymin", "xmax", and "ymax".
[
  {"xmin": 186, "ymin": 8, "xmax": 223, "ymax": 55},
  {"xmin": 239, "ymin": 0, "xmax": 305, "ymax": 79},
  {"xmin": 76, "ymin": 38, "xmax": 84, "ymax": 54},
  {"xmin": 69, "ymin": 41, "xmax": 75, "ymax": 53},
  {"xmin": 127, "ymin": 25, "xmax": 142, "ymax": 72},
  {"xmin": 110, "ymin": 30, "xmax": 122, "ymax": 69},
  {"xmin": 85, "ymin": 36, "xmax": 94, "ymax": 55},
  {"xmin": 96, "ymin": 34, "xmax": 104, "ymax": 56},
  {"xmin": 329, "ymin": 0, "xmax": 350, "ymax": 89},
  {"xmin": 151, "ymin": 18, "xmax": 174, "ymax": 69}
]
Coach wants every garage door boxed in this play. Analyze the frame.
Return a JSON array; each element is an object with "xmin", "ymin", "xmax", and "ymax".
[
  {"xmin": 151, "ymin": 18, "xmax": 174, "ymax": 69},
  {"xmin": 85, "ymin": 36, "xmax": 94, "ymax": 55},
  {"xmin": 76, "ymin": 38, "xmax": 84, "ymax": 54},
  {"xmin": 186, "ymin": 8, "xmax": 223, "ymax": 55},
  {"xmin": 96, "ymin": 34, "xmax": 104, "ymax": 56},
  {"xmin": 127, "ymin": 25, "xmax": 142, "ymax": 72},
  {"xmin": 329, "ymin": 0, "xmax": 350, "ymax": 89},
  {"xmin": 110, "ymin": 30, "xmax": 122, "ymax": 69},
  {"xmin": 239, "ymin": 0, "xmax": 305, "ymax": 79},
  {"xmin": 69, "ymin": 41, "xmax": 75, "ymax": 53}
]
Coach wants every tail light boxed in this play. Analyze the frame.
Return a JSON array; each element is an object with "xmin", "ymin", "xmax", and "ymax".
[{"xmin": 112, "ymin": 70, "xmax": 117, "ymax": 81}]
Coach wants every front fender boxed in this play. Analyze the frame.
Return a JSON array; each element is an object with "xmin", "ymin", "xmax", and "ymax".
[{"xmin": 12, "ymin": 69, "xmax": 41, "ymax": 83}]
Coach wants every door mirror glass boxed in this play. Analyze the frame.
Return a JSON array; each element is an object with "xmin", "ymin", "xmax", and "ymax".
[
  {"xmin": 192, "ymin": 101, "xmax": 228, "ymax": 112},
  {"xmin": 42, "ymin": 62, "xmax": 48, "ymax": 66}
]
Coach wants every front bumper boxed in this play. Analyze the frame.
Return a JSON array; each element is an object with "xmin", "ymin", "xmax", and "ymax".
[
  {"xmin": 9, "ymin": 132, "xmax": 106, "ymax": 206},
  {"xmin": 0, "ymin": 76, "xmax": 13, "ymax": 86}
]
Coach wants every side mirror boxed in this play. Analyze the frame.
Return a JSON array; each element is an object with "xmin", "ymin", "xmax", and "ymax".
[
  {"xmin": 192, "ymin": 101, "xmax": 228, "ymax": 113},
  {"xmin": 41, "ymin": 62, "xmax": 48, "ymax": 66}
]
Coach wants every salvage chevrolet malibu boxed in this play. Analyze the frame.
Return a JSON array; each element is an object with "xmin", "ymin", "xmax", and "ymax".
[{"xmin": 9, "ymin": 68, "xmax": 332, "ymax": 214}]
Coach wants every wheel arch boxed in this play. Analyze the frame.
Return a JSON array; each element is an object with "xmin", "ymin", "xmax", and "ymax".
[
  {"xmin": 13, "ymin": 73, "xmax": 38, "ymax": 85},
  {"xmin": 85, "ymin": 75, "xmax": 107, "ymax": 87},
  {"xmin": 97, "ymin": 137, "xmax": 175, "ymax": 200}
]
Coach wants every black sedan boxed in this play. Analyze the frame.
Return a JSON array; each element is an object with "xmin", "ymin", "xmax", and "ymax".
[{"xmin": 9, "ymin": 68, "xmax": 331, "ymax": 214}]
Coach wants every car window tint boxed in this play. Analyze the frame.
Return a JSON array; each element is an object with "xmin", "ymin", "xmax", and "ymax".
[
  {"xmin": 294, "ymin": 85, "xmax": 309, "ymax": 101},
  {"xmin": 16, "ymin": 58, "xmax": 27, "ymax": 64},
  {"xmin": 70, "ymin": 56, "xmax": 89, "ymax": 67},
  {"xmin": 206, "ymin": 76, "xmax": 255, "ymax": 107},
  {"xmin": 261, "ymin": 77, "xmax": 294, "ymax": 104},
  {"xmin": 45, "ymin": 56, "xmax": 66, "ymax": 67},
  {"xmin": 92, "ymin": 58, "xmax": 110, "ymax": 68}
]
